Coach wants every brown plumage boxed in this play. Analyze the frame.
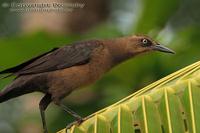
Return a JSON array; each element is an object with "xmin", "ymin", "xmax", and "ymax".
[{"xmin": 0, "ymin": 35, "xmax": 175, "ymax": 133}]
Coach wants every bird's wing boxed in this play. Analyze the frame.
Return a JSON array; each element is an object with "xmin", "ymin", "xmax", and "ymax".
[{"xmin": 0, "ymin": 40, "xmax": 102, "ymax": 75}]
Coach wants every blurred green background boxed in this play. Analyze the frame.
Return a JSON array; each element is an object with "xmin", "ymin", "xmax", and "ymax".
[{"xmin": 0, "ymin": 0, "xmax": 199, "ymax": 133}]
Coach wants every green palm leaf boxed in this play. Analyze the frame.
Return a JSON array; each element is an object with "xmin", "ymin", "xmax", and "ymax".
[{"xmin": 58, "ymin": 60, "xmax": 200, "ymax": 133}]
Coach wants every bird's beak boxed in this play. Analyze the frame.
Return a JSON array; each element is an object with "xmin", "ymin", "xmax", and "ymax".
[{"xmin": 152, "ymin": 44, "xmax": 175, "ymax": 54}]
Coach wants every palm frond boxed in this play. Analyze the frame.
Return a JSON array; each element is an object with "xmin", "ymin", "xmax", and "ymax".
[{"xmin": 58, "ymin": 60, "xmax": 200, "ymax": 133}]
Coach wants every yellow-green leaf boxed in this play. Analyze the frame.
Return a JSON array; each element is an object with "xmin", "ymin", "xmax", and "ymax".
[{"xmin": 57, "ymin": 60, "xmax": 200, "ymax": 133}]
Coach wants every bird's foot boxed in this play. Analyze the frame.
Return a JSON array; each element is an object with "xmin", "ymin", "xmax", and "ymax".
[
  {"xmin": 76, "ymin": 117, "xmax": 84, "ymax": 124},
  {"xmin": 65, "ymin": 117, "xmax": 84, "ymax": 132},
  {"xmin": 43, "ymin": 129, "xmax": 48, "ymax": 133}
]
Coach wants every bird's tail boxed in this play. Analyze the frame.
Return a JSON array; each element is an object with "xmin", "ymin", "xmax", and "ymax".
[
  {"xmin": 0, "ymin": 86, "xmax": 19, "ymax": 103},
  {"xmin": 0, "ymin": 91, "xmax": 8, "ymax": 103},
  {"xmin": 0, "ymin": 82, "xmax": 34, "ymax": 103}
]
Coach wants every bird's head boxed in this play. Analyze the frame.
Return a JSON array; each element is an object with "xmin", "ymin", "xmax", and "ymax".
[{"xmin": 126, "ymin": 35, "xmax": 175, "ymax": 55}]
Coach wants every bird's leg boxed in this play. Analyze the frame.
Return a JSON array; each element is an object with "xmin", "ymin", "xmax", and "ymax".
[
  {"xmin": 55, "ymin": 102, "xmax": 83, "ymax": 130},
  {"xmin": 55, "ymin": 102, "xmax": 83, "ymax": 120},
  {"xmin": 39, "ymin": 94, "xmax": 52, "ymax": 133}
]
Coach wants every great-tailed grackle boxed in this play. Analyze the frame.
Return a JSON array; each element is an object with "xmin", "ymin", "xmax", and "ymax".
[{"xmin": 0, "ymin": 35, "xmax": 175, "ymax": 133}]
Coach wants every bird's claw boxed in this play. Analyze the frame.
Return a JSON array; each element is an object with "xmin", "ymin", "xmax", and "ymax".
[
  {"xmin": 77, "ymin": 117, "xmax": 84, "ymax": 124},
  {"xmin": 65, "ymin": 118, "xmax": 84, "ymax": 133}
]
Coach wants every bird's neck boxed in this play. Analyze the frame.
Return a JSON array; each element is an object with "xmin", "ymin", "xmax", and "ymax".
[{"xmin": 103, "ymin": 38, "xmax": 136, "ymax": 66}]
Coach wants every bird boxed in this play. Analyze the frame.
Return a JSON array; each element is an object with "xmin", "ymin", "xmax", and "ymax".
[{"xmin": 0, "ymin": 35, "xmax": 175, "ymax": 133}]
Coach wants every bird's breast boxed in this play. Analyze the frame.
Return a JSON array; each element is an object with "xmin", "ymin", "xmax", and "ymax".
[{"xmin": 87, "ymin": 47, "xmax": 113, "ymax": 79}]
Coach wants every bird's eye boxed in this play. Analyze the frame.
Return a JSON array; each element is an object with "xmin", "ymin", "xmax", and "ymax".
[
  {"xmin": 141, "ymin": 38, "xmax": 151, "ymax": 46},
  {"xmin": 142, "ymin": 39, "xmax": 148, "ymax": 44}
]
